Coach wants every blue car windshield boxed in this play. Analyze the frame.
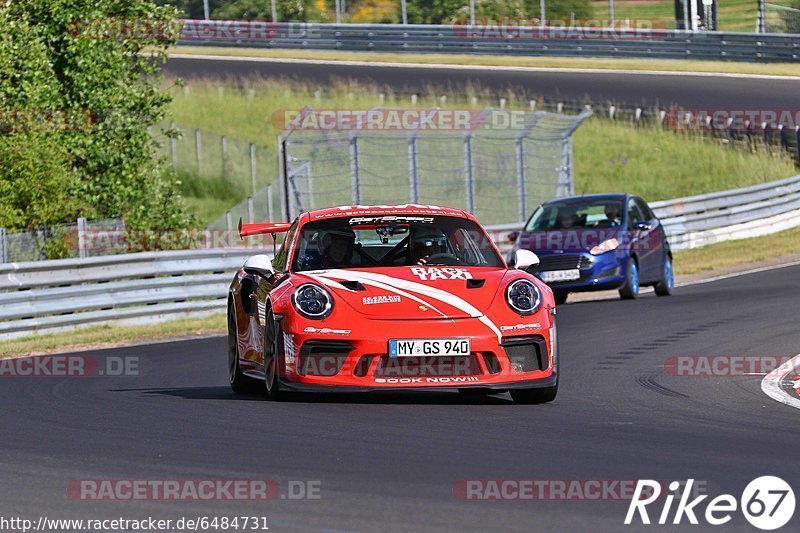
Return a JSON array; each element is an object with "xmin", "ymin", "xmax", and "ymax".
[{"xmin": 525, "ymin": 199, "xmax": 625, "ymax": 230}]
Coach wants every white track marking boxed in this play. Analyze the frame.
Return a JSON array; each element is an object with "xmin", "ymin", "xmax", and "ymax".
[
  {"xmin": 761, "ymin": 353, "xmax": 800, "ymax": 410},
  {"xmin": 676, "ymin": 259, "xmax": 800, "ymax": 288},
  {"xmin": 168, "ymin": 53, "xmax": 800, "ymax": 81}
]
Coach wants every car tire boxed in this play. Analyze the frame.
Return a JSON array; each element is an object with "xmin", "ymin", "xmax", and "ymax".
[
  {"xmin": 654, "ymin": 256, "xmax": 674, "ymax": 297},
  {"xmin": 510, "ymin": 379, "xmax": 558, "ymax": 404},
  {"xmin": 228, "ymin": 309, "xmax": 260, "ymax": 394},
  {"xmin": 553, "ymin": 290, "xmax": 569, "ymax": 305},
  {"xmin": 263, "ymin": 308, "xmax": 285, "ymax": 401},
  {"xmin": 619, "ymin": 259, "xmax": 639, "ymax": 300}
]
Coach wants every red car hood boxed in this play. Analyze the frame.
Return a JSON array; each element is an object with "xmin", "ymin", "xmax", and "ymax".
[{"xmin": 297, "ymin": 266, "xmax": 512, "ymax": 320}]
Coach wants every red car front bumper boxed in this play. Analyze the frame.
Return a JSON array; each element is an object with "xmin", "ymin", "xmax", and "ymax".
[{"xmin": 277, "ymin": 314, "xmax": 556, "ymax": 391}]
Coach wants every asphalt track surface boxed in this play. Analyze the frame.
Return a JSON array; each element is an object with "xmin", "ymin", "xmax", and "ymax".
[
  {"xmin": 2, "ymin": 264, "xmax": 799, "ymax": 532},
  {"xmin": 163, "ymin": 55, "xmax": 800, "ymax": 109}
]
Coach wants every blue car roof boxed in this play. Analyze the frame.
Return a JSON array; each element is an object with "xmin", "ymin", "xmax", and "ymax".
[{"xmin": 542, "ymin": 193, "xmax": 629, "ymax": 205}]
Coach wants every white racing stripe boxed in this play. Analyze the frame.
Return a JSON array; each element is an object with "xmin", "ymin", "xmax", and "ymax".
[
  {"xmin": 309, "ymin": 269, "xmax": 503, "ymax": 341},
  {"xmin": 303, "ymin": 271, "xmax": 449, "ymax": 318},
  {"xmin": 761, "ymin": 353, "xmax": 800, "ymax": 410}
]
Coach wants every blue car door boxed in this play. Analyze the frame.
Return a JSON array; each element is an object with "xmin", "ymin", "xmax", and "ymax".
[{"xmin": 627, "ymin": 198, "xmax": 659, "ymax": 282}]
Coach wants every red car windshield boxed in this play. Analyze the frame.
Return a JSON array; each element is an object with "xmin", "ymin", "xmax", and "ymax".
[{"xmin": 291, "ymin": 215, "xmax": 504, "ymax": 271}]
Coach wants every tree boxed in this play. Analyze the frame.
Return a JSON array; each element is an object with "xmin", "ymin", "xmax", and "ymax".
[{"xmin": 0, "ymin": 0, "xmax": 191, "ymax": 233}]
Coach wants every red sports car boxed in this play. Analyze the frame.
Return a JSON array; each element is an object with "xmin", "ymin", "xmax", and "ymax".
[{"xmin": 227, "ymin": 204, "xmax": 558, "ymax": 403}]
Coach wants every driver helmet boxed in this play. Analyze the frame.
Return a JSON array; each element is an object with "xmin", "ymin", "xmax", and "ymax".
[
  {"xmin": 410, "ymin": 228, "xmax": 448, "ymax": 261},
  {"xmin": 318, "ymin": 226, "xmax": 356, "ymax": 257}
]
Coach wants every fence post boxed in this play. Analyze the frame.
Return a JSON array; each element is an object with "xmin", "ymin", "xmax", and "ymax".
[
  {"xmin": 463, "ymin": 133, "xmax": 475, "ymax": 213},
  {"xmin": 77, "ymin": 217, "xmax": 87, "ymax": 259},
  {"xmin": 195, "ymin": 129, "xmax": 202, "ymax": 174},
  {"xmin": 307, "ymin": 162, "xmax": 315, "ymax": 211},
  {"xmin": 268, "ymin": 184, "xmax": 274, "ymax": 222},
  {"xmin": 408, "ymin": 134, "xmax": 419, "ymax": 203},
  {"xmin": 248, "ymin": 196, "xmax": 255, "ymax": 224},
  {"xmin": 349, "ymin": 132, "xmax": 361, "ymax": 204},
  {"xmin": 278, "ymin": 135, "xmax": 289, "ymax": 221},
  {"xmin": 250, "ymin": 143, "xmax": 257, "ymax": 197},
  {"xmin": 515, "ymin": 137, "xmax": 526, "ymax": 223},
  {"xmin": 556, "ymin": 137, "xmax": 575, "ymax": 197},
  {"xmin": 0, "ymin": 228, "xmax": 7, "ymax": 264},
  {"xmin": 169, "ymin": 121, "xmax": 177, "ymax": 170},
  {"xmin": 221, "ymin": 135, "xmax": 228, "ymax": 182}
]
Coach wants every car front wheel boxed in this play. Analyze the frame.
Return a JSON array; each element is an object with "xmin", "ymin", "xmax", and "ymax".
[
  {"xmin": 654, "ymin": 256, "xmax": 674, "ymax": 296},
  {"xmin": 619, "ymin": 259, "xmax": 639, "ymax": 300}
]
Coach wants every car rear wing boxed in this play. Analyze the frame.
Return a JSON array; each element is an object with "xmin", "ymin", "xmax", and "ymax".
[{"xmin": 238, "ymin": 218, "xmax": 292, "ymax": 239}]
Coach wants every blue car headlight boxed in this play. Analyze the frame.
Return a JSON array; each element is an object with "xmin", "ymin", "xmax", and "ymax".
[
  {"xmin": 506, "ymin": 279, "xmax": 542, "ymax": 316},
  {"xmin": 293, "ymin": 283, "xmax": 333, "ymax": 319},
  {"xmin": 590, "ymin": 238, "xmax": 620, "ymax": 255}
]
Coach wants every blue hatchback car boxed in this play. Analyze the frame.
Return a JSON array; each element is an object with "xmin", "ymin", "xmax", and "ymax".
[{"xmin": 508, "ymin": 193, "xmax": 673, "ymax": 304}]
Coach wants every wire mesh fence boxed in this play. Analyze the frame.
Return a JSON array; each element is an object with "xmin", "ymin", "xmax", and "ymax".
[
  {"xmin": 764, "ymin": 2, "xmax": 800, "ymax": 33},
  {"xmin": 152, "ymin": 122, "xmax": 279, "ymax": 200},
  {"xmin": 0, "ymin": 218, "xmax": 125, "ymax": 263},
  {"xmin": 279, "ymin": 108, "xmax": 592, "ymax": 226}
]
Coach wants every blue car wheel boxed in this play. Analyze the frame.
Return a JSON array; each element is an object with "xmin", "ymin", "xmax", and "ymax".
[
  {"xmin": 619, "ymin": 259, "xmax": 639, "ymax": 300},
  {"xmin": 655, "ymin": 256, "xmax": 674, "ymax": 297}
]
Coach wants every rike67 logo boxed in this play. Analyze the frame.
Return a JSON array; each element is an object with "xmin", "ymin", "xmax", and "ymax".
[{"xmin": 626, "ymin": 477, "xmax": 795, "ymax": 530}]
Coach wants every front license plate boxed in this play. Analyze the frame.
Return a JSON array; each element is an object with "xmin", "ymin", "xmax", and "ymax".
[
  {"xmin": 541, "ymin": 269, "xmax": 580, "ymax": 282},
  {"xmin": 389, "ymin": 339, "xmax": 471, "ymax": 357}
]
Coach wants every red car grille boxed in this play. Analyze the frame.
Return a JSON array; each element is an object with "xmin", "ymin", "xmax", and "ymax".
[{"xmin": 374, "ymin": 355, "xmax": 483, "ymax": 378}]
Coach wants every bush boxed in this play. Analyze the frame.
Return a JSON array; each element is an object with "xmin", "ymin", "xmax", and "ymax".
[{"xmin": 0, "ymin": 0, "xmax": 192, "ymax": 235}]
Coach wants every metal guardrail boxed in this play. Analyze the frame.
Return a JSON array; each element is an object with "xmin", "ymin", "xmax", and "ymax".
[
  {"xmin": 178, "ymin": 21, "xmax": 800, "ymax": 63},
  {"xmin": 0, "ymin": 249, "xmax": 254, "ymax": 337},
  {"xmin": 2, "ymin": 175, "xmax": 799, "ymax": 337}
]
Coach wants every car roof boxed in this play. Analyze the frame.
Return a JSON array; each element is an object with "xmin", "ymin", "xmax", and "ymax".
[
  {"xmin": 542, "ymin": 193, "xmax": 629, "ymax": 205},
  {"xmin": 305, "ymin": 204, "xmax": 472, "ymax": 222}
]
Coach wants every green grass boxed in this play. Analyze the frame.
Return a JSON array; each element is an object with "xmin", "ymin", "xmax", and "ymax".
[
  {"xmin": 590, "ymin": 0, "xmax": 759, "ymax": 33},
  {"xmin": 0, "ymin": 314, "xmax": 226, "ymax": 359},
  {"xmin": 573, "ymin": 119, "xmax": 796, "ymax": 201},
  {"xmin": 674, "ymin": 225, "xmax": 800, "ymax": 275},
  {"xmin": 165, "ymin": 78, "xmax": 797, "ymax": 223},
  {"xmin": 171, "ymin": 46, "xmax": 800, "ymax": 77}
]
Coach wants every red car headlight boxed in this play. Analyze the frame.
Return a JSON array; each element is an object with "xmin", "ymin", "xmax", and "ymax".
[
  {"xmin": 506, "ymin": 279, "xmax": 542, "ymax": 316},
  {"xmin": 292, "ymin": 283, "xmax": 333, "ymax": 319}
]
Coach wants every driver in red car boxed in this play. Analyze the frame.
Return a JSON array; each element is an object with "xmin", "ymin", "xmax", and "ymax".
[
  {"xmin": 317, "ymin": 227, "xmax": 356, "ymax": 269},
  {"xmin": 408, "ymin": 229, "xmax": 450, "ymax": 265}
]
